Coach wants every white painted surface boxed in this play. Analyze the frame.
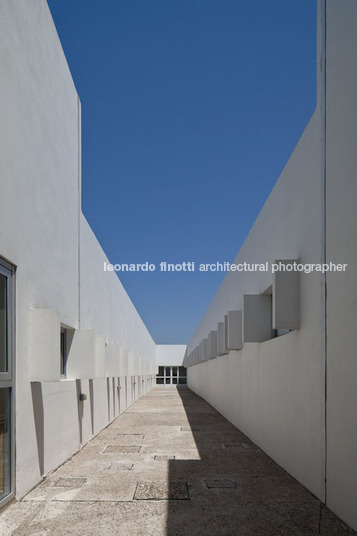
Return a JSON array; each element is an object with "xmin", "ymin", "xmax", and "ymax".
[
  {"xmin": 29, "ymin": 309, "xmax": 61, "ymax": 381},
  {"xmin": 95, "ymin": 336, "xmax": 106, "ymax": 379},
  {"xmin": 325, "ymin": 0, "xmax": 357, "ymax": 529},
  {"xmin": 243, "ymin": 295, "xmax": 272, "ymax": 343},
  {"xmin": 80, "ymin": 215, "xmax": 156, "ymax": 362},
  {"xmin": 0, "ymin": 0, "xmax": 157, "ymax": 499},
  {"xmin": 186, "ymin": 87, "xmax": 325, "ymax": 501},
  {"xmin": 67, "ymin": 329, "xmax": 96, "ymax": 380},
  {"xmin": 207, "ymin": 331, "xmax": 218, "ymax": 359},
  {"xmin": 226, "ymin": 310, "xmax": 242, "ymax": 350},
  {"xmin": 272, "ymin": 260, "xmax": 300, "ymax": 330},
  {"xmin": 156, "ymin": 345, "xmax": 186, "ymax": 366},
  {"xmin": 217, "ymin": 322, "xmax": 226, "ymax": 356},
  {"xmin": 185, "ymin": 4, "xmax": 357, "ymax": 530}
]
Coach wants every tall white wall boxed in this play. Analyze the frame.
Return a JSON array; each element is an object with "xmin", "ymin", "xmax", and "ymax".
[
  {"xmin": 80, "ymin": 216, "xmax": 156, "ymax": 362},
  {"xmin": 325, "ymin": 0, "xmax": 357, "ymax": 529},
  {"xmin": 0, "ymin": 0, "xmax": 81, "ymax": 498},
  {"xmin": 187, "ymin": 112, "xmax": 325, "ymax": 500},
  {"xmin": 185, "ymin": 2, "xmax": 357, "ymax": 531},
  {"xmin": 0, "ymin": 0, "xmax": 157, "ymax": 500}
]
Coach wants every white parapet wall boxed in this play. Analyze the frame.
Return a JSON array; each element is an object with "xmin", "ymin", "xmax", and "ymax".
[{"xmin": 156, "ymin": 345, "xmax": 187, "ymax": 367}]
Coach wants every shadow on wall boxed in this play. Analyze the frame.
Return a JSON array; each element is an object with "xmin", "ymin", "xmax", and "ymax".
[
  {"xmin": 30, "ymin": 375, "xmax": 153, "ymax": 479},
  {"xmin": 30, "ymin": 382, "xmax": 44, "ymax": 477},
  {"xmin": 166, "ymin": 388, "xmax": 356, "ymax": 536}
]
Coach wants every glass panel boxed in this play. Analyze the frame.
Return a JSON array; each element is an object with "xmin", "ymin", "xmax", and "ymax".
[
  {"xmin": 0, "ymin": 388, "xmax": 11, "ymax": 501},
  {"xmin": 172, "ymin": 377, "xmax": 178, "ymax": 384},
  {"xmin": 60, "ymin": 329, "xmax": 66, "ymax": 376},
  {"xmin": 179, "ymin": 367, "xmax": 186, "ymax": 377},
  {"xmin": 158, "ymin": 366, "xmax": 164, "ymax": 376},
  {"xmin": 156, "ymin": 378, "xmax": 164, "ymax": 385},
  {"xmin": 172, "ymin": 367, "xmax": 177, "ymax": 377},
  {"xmin": 165, "ymin": 377, "xmax": 171, "ymax": 384},
  {"xmin": 179, "ymin": 377, "xmax": 187, "ymax": 385},
  {"xmin": 165, "ymin": 367, "xmax": 170, "ymax": 377},
  {"xmin": 0, "ymin": 275, "xmax": 7, "ymax": 373}
]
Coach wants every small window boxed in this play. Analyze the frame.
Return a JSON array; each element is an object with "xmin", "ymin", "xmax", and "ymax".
[{"xmin": 60, "ymin": 328, "xmax": 67, "ymax": 377}]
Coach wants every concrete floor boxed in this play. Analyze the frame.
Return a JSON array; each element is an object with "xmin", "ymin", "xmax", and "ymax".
[{"xmin": 0, "ymin": 386, "xmax": 356, "ymax": 535}]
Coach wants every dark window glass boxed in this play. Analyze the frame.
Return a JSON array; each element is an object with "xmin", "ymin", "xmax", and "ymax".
[
  {"xmin": 165, "ymin": 367, "xmax": 170, "ymax": 376},
  {"xmin": 172, "ymin": 377, "xmax": 178, "ymax": 384},
  {"xmin": 158, "ymin": 366, "xmax": 164, "ymax": 376},
  {"xmin": 179, "ymin": 377, "xmax": 187, "ymax": 385},
  {"xmin": 165, "ymin": 377, "xmax": 171, "ymax": 384},
  {"xmin": 172, "ymin": 367, "xmax": 177, "ymax": 377},
  {"xmin": 0, "ymin": 388, "xmax": 11, "ymax": 500},
  {"xmin": 60, "ymin": 329, "xmax": 67, "ymax": 376},
  {"xmin": 156, "ymin": 378, "xmax": 164, "ymax": 385},
  {"xmin": 179, "ymin": 367, "xmax": 186, "ymax": 377},
  {"xmin": 0, "ymin": 275, "xmax": 7, "ymax": 373}
]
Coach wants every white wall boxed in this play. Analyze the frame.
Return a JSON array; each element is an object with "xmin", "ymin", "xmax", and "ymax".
[
  {"xmin": 0, "ymin": 0, "xmax": 157, "ymax": 500},
  {"xmin": 156, "ymin": 345, "xmax": 186, "ymax": 366},
  {"xmin": 187, "ymin": 112, "xmax": 325, "ymax": 500},
  {"xmin": 0, "ymin": 0, "xmax": 81, "ymax": 498},
  {"xmin": 185, "ymin": 2, "xmax": 357, "ymax": 531},
  {"xmin": 325, "ymin": 0, "xmax": 357, "ymax": 529},
  {"xmin": 80, "ymin": 216, "xmax": 156, "ymax": 363}
]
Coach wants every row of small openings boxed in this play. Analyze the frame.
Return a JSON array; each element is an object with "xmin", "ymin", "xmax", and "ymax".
[{"xmin": 188, "ymin": 260, "xmax": 300, "ymax": 363}]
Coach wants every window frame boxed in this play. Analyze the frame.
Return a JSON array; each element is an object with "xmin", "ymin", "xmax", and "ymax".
[
  {"xmin": 0, "ymin": 262, "xmax": 14, "ymax": 381},
  {"xmin": 0, "ymin": 257, "xmax": 15, "ymax": 508}
]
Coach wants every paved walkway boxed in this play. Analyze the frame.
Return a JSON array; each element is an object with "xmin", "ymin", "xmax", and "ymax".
[{"xmin": 0, "ymin": 387, "xmax": 356, "ymax": 535}]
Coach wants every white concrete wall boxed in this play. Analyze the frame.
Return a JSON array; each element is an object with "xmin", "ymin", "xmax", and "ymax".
[
  {"xmin": 185, "ymin": 2, "xmax": 357, "ymax": 531},
  {"xmin": 0, "ymin": 0, "xmax": 80, "ymax": 498},
  {"xmin": 156, "ymin": 345, "xmax": 186, "ymax": 366},
  {"xmin": 80, "ymin": 215, "xmax": 156, "ymax": 364},
  {"xmin": 325, "ymin": 0, "xmax": 357, "ymax": 529},
  {"xmin": 187, "ymin": 112, "xmax": 325, "ymax": 500},
  {"xmin": 0, "ymin": 0, "xmax": 157, "ymax": 500}
]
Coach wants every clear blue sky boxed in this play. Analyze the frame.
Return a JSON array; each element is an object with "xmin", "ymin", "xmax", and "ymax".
[{"xmin": 47, "ymin": 0, "xmax": 317, "ymax": 344}]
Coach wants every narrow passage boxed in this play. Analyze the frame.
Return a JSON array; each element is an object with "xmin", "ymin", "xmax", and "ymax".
[{"xmin": 0, "ymin": 387, "xmax": 355, "ymax": 535}]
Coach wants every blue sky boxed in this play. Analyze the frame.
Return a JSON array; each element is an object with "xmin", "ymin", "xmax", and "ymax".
[{"xmin": 47, "ymin": 0, "xmax": 317, "ymax": 344}]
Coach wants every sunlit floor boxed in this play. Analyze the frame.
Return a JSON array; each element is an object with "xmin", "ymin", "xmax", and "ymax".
[{"xmin": 0, "ymin": 387, "xmax": 355, "ymax": 535}]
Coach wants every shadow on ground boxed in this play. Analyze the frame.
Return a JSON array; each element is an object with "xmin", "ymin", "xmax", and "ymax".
[{"xmin": 166, "ymin": 387, "xmax": 356, "ymax": 536}]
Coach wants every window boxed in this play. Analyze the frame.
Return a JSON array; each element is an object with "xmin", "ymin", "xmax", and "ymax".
[
  {"xmin": 60, "ymin": 328, "xmax": 67, "ymax": 377},
  {"xmin": 0, "ymin": 258, "xmax": 14, "ymax": 507},
  {"xmin": 0, "ymin": 273, "xmax": 8, "ymax": 373},
  {"xmin": 156, "ymin": 366, "xmax": 187, "ymax": 385},
  {"xmin": 178, "ymin": 366, "xmax": 187, "ymax": 384}
]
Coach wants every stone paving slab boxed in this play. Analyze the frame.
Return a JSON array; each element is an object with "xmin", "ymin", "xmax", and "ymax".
[{"xmin": 0, "ymin": 386, "xmax": 356, "ymax": 535}]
